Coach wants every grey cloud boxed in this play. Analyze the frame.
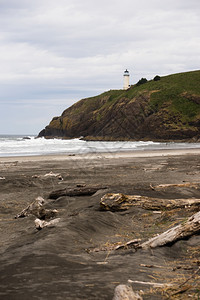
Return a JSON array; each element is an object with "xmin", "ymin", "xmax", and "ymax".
[{"xmin": 0, "ymin": 0, "xmax": 199, "ymax": 134}]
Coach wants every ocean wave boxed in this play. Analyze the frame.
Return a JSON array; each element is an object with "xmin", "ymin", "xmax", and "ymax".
[{"xmin": 0, "ymin": 135, "xmax": 200, "ymax": 157}]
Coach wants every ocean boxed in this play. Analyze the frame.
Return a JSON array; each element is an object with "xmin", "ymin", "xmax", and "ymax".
[{"xmin": 0, "ymin": 135, "xmax": 200, "ymax": 157}]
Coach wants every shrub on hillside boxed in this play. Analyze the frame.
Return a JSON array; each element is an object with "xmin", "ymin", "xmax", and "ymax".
[
  {"xmin": 136, "ymin": 78, "xmax": 148, "ymax": 86},
  {"xmin": 153, "ymin": 75, "xmax": 161, "ymax": 81}
]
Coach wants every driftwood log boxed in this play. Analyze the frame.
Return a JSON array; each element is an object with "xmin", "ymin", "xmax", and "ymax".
[
  {"xmin": 127, "ymin": 280, "xmax": 173, "ymax": 288},
  {"xmin": 32, "ymin": 171, "xmax": 63, "ymax": 180},
  {"xmin": 100, "ymin": 193, "xmax": 200, "ymax": 211},
  {"xmin": 88, "ymin": 239, "xmax": 141, "ymax": 253},
  {"xmin": 49, "ymin": 186, "xmax": 107, "ymax": 199},
  {"xmin": 151, "ymin": 182, "xmax": 200, "ymax": 190},
  {"xmin": 15, "ymin": 196, "xmax": 58, "ymax": 220},
  {"xmin": 35, "ymin": 218, "xmax": 60, "ymax": 230},
  {"xmin": 113, "ymin": 284, "xmax": 143, "ymax": 300},
  {"xmin": 89, "ymin": 211, "xmax": 200, "ymax": 252},
  {"xmin": 140, "ymin": 210, "xmax": 200, "ymax": 249}
]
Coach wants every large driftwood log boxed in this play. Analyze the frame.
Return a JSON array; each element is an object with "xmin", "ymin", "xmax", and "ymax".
[
  {"xmin": 49, "ymin": 186, "xmax": 107, "ymax": 199},
  {"xmin": 15, "ymin": 196, "xmax": 58, "ymax": 219},
  {"xmin": 100, "ymin": 193, "xmax": 200, "ymax": 211},
  {"xmin": 141, "ymin": 211, "xmax": 200, "ymax": 249},
  {"xmin": 88, "ymin": 212, "xmax": 200, "ymax": 253},
  {"xmin": 151, "ymin": 182, "xmax": 200, "ymax": 190},
  {"xmin": 113, "ymin": 284, "xmax": 143, "ymax": 300}
]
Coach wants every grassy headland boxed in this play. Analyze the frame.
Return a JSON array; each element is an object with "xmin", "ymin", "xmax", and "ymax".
[{"xmin": 38, "ymin": 70, "xmax": 200, "ymax": 141}]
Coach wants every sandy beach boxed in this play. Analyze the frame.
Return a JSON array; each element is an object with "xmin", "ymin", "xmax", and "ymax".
[
  {"xmin": 1, "ymin": 147, "xmax": 200, "ymax": 162},
  {"xmin": 0, "ymin": 149, "xmax": 200, "ymax": 299}
]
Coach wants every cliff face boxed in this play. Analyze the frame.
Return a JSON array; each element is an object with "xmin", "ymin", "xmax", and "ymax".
[{"xmin": 38, "ymin": 70, "xmax": 200, "ymax": 141}]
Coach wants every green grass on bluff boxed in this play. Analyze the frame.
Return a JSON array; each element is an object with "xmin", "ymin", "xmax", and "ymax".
[
  {"xmin": 41, "ymin": 70, "xmax": 200, "ymax": 140},
  {"xmin": 77, "ymin": 70, "xmax": 200, "ymax": 123}
]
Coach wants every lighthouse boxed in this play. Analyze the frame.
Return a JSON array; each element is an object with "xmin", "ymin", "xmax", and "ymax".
[{"xmin": 123, "ymin": 69, "xmax": 130, "ymax": 90}]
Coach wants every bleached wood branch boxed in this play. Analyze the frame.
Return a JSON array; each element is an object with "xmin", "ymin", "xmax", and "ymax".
[
  {"xmin": 32, "ymin": 171, "xmax": 63, "ymax": 180},
  {"xmin": 141, "ymin": 211, "xmax": 200, "ymax": 249},
  {"xmin": 15, "ymin": 196, "xmax": 58, "ymax": 219},
  {"xmin": 152, "ymin": 182, "xmax": 200, "ymax": 190},
  {"xmin": 35, "ymin": 218, "xmax": 60, "ymax": 230},
  {"xmin": 128, "ymin": 279, "xmax": 173, "ymax": 288}
]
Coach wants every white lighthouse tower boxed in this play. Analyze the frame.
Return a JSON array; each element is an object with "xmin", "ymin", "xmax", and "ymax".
[{"xmin": 123, "ymin": 69, "xmax": 130, "ymax": 90}]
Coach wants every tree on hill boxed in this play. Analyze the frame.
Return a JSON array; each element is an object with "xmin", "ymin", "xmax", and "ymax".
[
  {"xmin": 153, "ymin": 75, "xmax": 161, "ymax": 81},
  {"xmin": 136, "ymin": 78, "xmax": 148, "ymax": 86}
]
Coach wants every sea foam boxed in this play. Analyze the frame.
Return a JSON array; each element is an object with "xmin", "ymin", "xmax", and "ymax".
[{"xmin": 0, "ymin": 135, "xmax": 200, "ymax": 157}]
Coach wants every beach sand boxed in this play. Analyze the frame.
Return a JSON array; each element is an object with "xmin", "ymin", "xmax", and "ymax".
[{"xmin": 0, "ymin": 149, "xmax": 200, "ymax": 299}]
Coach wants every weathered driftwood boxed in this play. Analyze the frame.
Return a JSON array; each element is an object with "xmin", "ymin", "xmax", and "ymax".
[
  {"xmin": 151, "ymin": 182, "xmax": 200, "ymax": 190},
  {"xmin": 115, "ymin": 239, "xmax": 141, "ymax": 250},
  {"xmin": 100, "ymin": 193, "xmax": 200, "ymax": 211},
  {"xmin": 32, "ymin": 171, "xmax": 63, "ymax": 180},
  {"xmin": 15, "ymin": 196, "xmax": 58, "ymax": 219},
  {"xmin": 141, "ymin": 211, "xmax": 200, "ymax": 249},
  {"xmin": 35, "ymin": 218, "xmax": 60, "ymax": 230},
  {"xmin": 15, "ymin": 196, "xmax": 44, "ymax": 218},
  {"xmin": 113, "ymin": 284, "xmax": 143, "ymax": 300},
  {"xmin": 128, "ymin": 280, "xmax": 173, "ymax": 288},
  {"xmin": 95, "ymin": 211, "xmax": 200, "ymax": 252},
  {"xmin": 88, "ymin": 239, "xmax": 141, "ymax": 253},
  {"xmin": 49, "ymin": 186, "xmax": 107, "ymax": 199}
]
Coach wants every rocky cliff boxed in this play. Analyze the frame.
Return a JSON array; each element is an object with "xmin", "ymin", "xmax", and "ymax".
[{"xmin": 38, "ymin": 70, "xmax": 200, "ymax": 141}]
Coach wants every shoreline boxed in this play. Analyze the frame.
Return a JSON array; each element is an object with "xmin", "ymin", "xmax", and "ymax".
[{"xmin": 1, "ymin": 147, "xmax": 200, "ymax": 162}]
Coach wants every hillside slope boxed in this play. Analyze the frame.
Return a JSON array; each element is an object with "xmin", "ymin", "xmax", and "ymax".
[{"xmin": 38, "ymin": 70, "xmax": 200, "ymax": 141}]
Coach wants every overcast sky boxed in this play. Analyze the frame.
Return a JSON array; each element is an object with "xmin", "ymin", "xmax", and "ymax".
[{"xmin": 0, "ymin": 0, "xmax": 199, "ymax": 134}]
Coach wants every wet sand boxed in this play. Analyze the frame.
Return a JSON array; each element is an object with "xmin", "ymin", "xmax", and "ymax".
[{"xmin": 0, "ymin": 149, "xmax": 200, "ymax": 299}]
